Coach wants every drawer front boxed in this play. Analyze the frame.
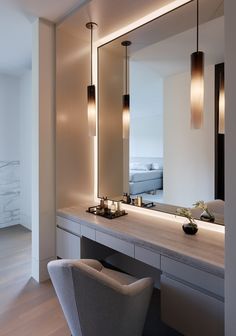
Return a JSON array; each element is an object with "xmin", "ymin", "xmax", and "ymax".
[
  {"xmin": 81, "ymin": 225, "xmax": 96, "ymax": 241},
  {"xmin": 57, "ymin": 216, "xmax": 81, "ymax": 236},
  {"xmin": 135, "ymin": 245, "xmax": 160, "ymax": 269},
  {"xmin": 161, "ymin": 275, "xmax": 224, "ymax": 336},
  {"xmin": 161, "ymin": 256, "xmax": 224, "ymax": 298},
  {"xmin": 56, "ymin": 227, "xmax": 81, "ymax": 259},
  {"xmin": 96, "ymin": 231, "xmax": 134, "ymax": 257}
]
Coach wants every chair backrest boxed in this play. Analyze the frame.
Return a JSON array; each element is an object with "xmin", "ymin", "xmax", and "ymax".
[
  {"xmin": 48, "ymin": 259, "xmax": 153, "ymax": 336},
  {"xmin": 48, "ymin": 259, "xmax": 83, "ymax": 336}
]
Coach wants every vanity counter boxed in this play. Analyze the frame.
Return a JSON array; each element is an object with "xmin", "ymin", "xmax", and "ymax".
[{"xmin": 57, "ymin": 204, "xmax": 224, "ymax": 278}]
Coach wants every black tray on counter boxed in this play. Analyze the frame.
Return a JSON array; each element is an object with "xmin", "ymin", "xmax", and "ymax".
[
  {"xmin": 86, "ymin": 206, "xmax": 128, "ymax": 220},
  {"xmin": 122, "ymin": 200, "xmax": 155, "ymax": 208}
]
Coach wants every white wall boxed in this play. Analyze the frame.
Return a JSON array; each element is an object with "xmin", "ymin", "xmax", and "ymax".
[
  {"xmin": 0, "ymin": 74, "xmax": 20, "ymax": 228},
  {"xmin": 0, "ymin": 72, "xmax": 32, "ymax": 230},
  {"xmin": 20, "ymin": 70, "xmax": 32, "ymax": 230},
  {"xmin": 0, "ymin": 74, "xmax": 20, "ymax": 160},
  {"xmin": 225, "ymin": 1, "xmax": 236, "ymax": 334},
  {"xmin": 130, "ymin": 61, "xmax": 163, "ymax": 158},
  {"xmin": 163, "ymin": 65, "xmax": 215, "ymax": 207}
]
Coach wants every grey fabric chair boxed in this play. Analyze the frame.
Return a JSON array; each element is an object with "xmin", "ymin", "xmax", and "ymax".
[{"xmin": 48, "ymin": 259, "xmax": 154, "ymax": 336}]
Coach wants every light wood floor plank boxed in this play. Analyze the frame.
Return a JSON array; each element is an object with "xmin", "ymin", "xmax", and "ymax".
[{"xmin": 0, "ymin": 225, "xmax": 70, "ymax": 336}]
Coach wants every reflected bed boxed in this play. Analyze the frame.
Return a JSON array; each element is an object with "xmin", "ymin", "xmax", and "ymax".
[{"xmin": 129, "ymin": 157, "xmax": 163, "ymax": 195}]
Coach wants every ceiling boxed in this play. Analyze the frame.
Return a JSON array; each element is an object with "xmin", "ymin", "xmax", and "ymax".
[
  {"xmin": 59, "ymin": 0, "xmax": 223, "ymax": 43},
  {"xmin": 98, "ymin": 0, "xmax": 223, "ymax": 78},
  {"xmin": 58, "ymin": 0, "xmax": 178, "ymax": 41},
  {"xmin": 0, "ymin": 0, "xmax": 187, "ymax": 76},
  {"xmin": 1, "ymin": 0, "xmax": 89, "ymax": 23},
  {"xmin": 0, "ymin": 0, "xmax": 223, "ymax": 76},
  {"xmin": 99, "ymin": 0, "xmax": 223, "ymax": 53},
  {"xmin": 131, "ymin": 16, "xmax": 224, "ymax": 78}
]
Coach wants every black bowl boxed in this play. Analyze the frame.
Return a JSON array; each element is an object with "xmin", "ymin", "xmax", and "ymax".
[
  {"xmin": 200, "ymin": 211, "xmax": 215, "ymax": 223},
  {"xmin": 182, "ymin": 223, "xmax": 198, "ymax": 235}
]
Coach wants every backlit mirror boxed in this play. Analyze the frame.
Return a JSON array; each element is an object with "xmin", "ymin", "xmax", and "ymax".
[{"xmin": 98, "ymin": 0, "xmax": 224, "ymax": 224}]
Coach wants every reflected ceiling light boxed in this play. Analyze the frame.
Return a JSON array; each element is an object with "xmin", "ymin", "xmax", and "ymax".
[
  {"xmin": 121, "ymin": 40, "xmax": 131, "ymax": 139},
  {"xmin": 218, "ymin": 71, "xmax": 225, "ymax": 134},
  {"xmin": 191, "ymin": 0, "xmax": 204, "ymax": 129},
  {"xmin": 86, "ymin": 22, "xmax": 98, "ymax": 137}
]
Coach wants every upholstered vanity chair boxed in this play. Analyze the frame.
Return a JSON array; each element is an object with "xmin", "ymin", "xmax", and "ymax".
[{"xmin": 48, "ymin": 259, "xmax": 154, "ymax": 336}]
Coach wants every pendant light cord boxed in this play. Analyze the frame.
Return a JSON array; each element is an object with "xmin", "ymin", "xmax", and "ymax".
[
  {"xmin": 197, "ymin": 0, "xmax": 199, "ymax": 52},
  {"xmin": 125, "ymin": 45, "xmax": 128, "ymax": 94},
  {"xmin": 121, "ymin": 41, "xmax": 131, "ymax": 94},
  {"xmin": 91, "ymin": 25, "xmax": 93, "ymax": 85}
]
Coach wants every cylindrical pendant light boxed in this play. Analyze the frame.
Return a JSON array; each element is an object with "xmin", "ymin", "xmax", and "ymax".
[
  {"xmin": 121, "ymin": 41, "xmax": 131, "ymax": 139},
  {"xmin": 86, "ymin": 22, "xmax": 98, "ymax": 137},
  {"xmin": 218, "ymin": 71, "xmax": 225, "ymax": 134},
  {"xmin": 191, "ymin": 0, "xmax": 204, "ymax": 129},
  {"xmin": 123, "ymin": 94, "xmax": 130, "ymax": 139}
]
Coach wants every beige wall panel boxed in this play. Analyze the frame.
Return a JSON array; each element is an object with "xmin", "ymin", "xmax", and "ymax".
[
  {"xmin": 56, "ymin": 29, "xmax": 94, "ymax": 208},
  {"xmin": 98, "ymin": 46, "xmax": 124, "ymax": 199}
]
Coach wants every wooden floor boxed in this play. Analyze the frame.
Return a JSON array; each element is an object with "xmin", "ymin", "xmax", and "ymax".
[{"xmin": 0, "ymin": 225, "xmax": 70, "ymax": 336}]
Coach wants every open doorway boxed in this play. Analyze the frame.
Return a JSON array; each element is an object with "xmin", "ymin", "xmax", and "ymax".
[{"xmin": 0, "ymin": 3, "xmax": 32, "ymax": 284}]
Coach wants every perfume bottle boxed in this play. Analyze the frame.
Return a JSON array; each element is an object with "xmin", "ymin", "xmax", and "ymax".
[
  {"xmin": 123, "ymin": 193, "xmax": 131, "ymax": 204},
  {"xmin": 116, "ymin": 201, "xmax": 121, "ymax": 212},
  {"xmin": 110, "ymin": 201, "xmax": 116, "ymax": 214},
  {"xmin": 100, "ymin": 197, "xmax": 105, "ymax": 209},
  {"xmin": 137, "ymin": 196, "xmax": 142, "ymax": 207},
  {"xmin": 126, "ymin": 194, "xmax": 131, "ymax": 204},
  {"xmin": 104, "ymin": 197, "xmax": 108, "ymax": 209},
  {"xmin": 103, "ymin": 197, "xmax": 109, "ymax": 214}
]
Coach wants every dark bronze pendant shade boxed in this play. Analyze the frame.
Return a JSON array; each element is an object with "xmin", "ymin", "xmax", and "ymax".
[
  {"xmin": 121, "ymin": 40, "xmax": 131, "ymax": 139},
  {"xmin": 218, "ymin": 71, "xmax": 225, "ymax": 134},
  {"xmin": 87, "ymin": 84, "xmax": 96, "ymax": 136},
  {"xmin": 191, "ymin": 0, "xmax": 204, "ymax": 129},
  {"xmin": 122, "ymin": 93, "xmax": 130, "ymax": 139},
  {"xmin": 191, "ymin": 50, "xmax": 204, "ymax": 129},
  {"xmin": 86, "ymin": 22, "xmax": 98, "ymax": 136}
]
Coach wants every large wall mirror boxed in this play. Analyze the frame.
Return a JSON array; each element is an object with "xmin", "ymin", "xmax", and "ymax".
[{"xmin": 98, "ymin": 0, "xmax": 224, "ymax": 224}]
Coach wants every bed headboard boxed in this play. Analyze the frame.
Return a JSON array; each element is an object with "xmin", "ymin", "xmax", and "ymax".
[{"xmin": 130, "ymin": 157, "xmax": 163, "ymax": 168}]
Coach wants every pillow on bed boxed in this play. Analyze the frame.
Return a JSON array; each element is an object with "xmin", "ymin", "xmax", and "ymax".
[
  {"xmin": 130, "ymin": 162, "xmax": 152, "ymax": 171},
  {"xmin": 152, "ymin": 163, "xmax": 160, "ymax": 170}
]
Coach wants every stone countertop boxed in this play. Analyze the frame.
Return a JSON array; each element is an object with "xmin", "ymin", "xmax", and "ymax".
[{"xmin": 57, "ymin": 204, "xmax": 224, "ymax": 278}]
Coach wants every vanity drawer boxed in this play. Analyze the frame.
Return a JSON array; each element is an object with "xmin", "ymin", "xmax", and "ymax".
[
  {"xmin": 161, "ymin": 256, "xmax": 224, "ymax": 298},
  {"xmin": 135, "ymin": 245, "xmax": 160, "ymax": 269},
  {"xmin": 56, "ymin": 227, "xmax": 81, "ymax": 259},
  {"xmin": 161, "ymin": 275, "xmax": 224, "ymax": 336},
  {"xmin": 81, "ymin": 225, "xmax": 96, "ymax": 241},
  {"xmin": 96, "ymin": 231, "xmax": 134, "ymax": 257},
  {"xmin": 57, "ymin": 216, "xmax": 81, "ymax": 236}
]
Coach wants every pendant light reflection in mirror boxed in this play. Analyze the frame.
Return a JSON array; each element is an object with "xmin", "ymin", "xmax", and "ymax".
[
  {"xmin": 218, "ymin": 71, "xmax": 225, "ymax": 134},
  {"xmin": 121, "ymin": 40, "xmax": 132, "ymax": 139},
  {"xmin": 86, "ymin": 22, "xmax": 98, "ymax": 137},
  {"xmin": 191, "ymin": 0, "xmax": 204, "ymax": 129}
]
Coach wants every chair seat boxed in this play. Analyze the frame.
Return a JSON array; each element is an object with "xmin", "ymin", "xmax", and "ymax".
[
  {"xmin": 101, "ymin": 265, "xmax": 137, "ymax": 285},
  {"xmin": 77, "ymin": 258, "xmax": 138, "ymax": 286}
]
